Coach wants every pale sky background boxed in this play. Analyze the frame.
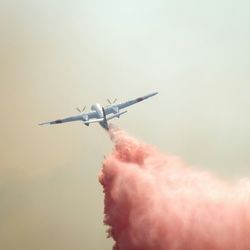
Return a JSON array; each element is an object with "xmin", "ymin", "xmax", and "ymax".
[{"xmin": 0, "ymin": 1, "xmax": 250, "ymax": 249}]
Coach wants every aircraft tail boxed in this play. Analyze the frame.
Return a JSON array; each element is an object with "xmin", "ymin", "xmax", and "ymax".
[{"xmin": 101, "ymin": 107, "xmax": 109, "ymax": 130}]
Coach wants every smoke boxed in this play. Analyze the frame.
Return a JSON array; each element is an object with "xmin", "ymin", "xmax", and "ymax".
[{"xmin": 99, "ymin": 126, "xmax": 250, "ymax": 250}]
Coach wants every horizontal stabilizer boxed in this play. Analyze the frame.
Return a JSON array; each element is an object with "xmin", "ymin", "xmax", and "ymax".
[
  {"xmin": 83, "ymin": 118, "xmax": 104, "ymax": 124},
  {"xmin": 107, "ymin": 110, "xmax": 127, "ymax": 120}
]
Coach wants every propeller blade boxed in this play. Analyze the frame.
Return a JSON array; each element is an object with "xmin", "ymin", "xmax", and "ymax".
[
  {"xmin": 107, "ymin": 99, "xmax": 112, "ymax": 104},
  {"xmin": 113, "ymin": 98, "xmax": 117, "ymax": 103},
  {"xmin": 76, "ymin": 107, "xmax": 82, "ymax": 113},
  {"xmin": 82, "ymin": 106, "xmax": 86, "ymax": 112}
]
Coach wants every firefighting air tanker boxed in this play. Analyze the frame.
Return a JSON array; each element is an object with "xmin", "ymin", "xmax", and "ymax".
[{"xmin": 39, "ymin": 92, "xmax": 158, "ymax": 130}]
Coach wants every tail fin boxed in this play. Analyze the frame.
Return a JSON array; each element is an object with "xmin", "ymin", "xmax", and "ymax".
[{"xmin": 101, "ymin": 107, "xmax": 109, "ymax": 130}]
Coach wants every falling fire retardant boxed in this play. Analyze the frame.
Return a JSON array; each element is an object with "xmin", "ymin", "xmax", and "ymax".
[{"xmin": 99, "ymin": 126, "xmax": 250, "ymax": 250}]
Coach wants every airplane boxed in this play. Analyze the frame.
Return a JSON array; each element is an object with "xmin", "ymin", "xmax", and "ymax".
[{"xmin": 39, "ymin": 92, "xmax": 158, "ymax": 130}]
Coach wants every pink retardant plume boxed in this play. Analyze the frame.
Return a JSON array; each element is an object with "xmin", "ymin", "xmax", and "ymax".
[{"xmin": 99, "ymin": 125, "xmax": 250, "ymax": 250}]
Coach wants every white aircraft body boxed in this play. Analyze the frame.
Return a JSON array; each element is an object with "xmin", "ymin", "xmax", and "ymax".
[{"xmin": 39, "ymin": 92, "xmax": 158, "ymax": 130}]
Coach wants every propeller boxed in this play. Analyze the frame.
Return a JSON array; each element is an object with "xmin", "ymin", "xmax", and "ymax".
[
  {"xmin": 107, "ymin": 98, "xmax": 117, "ymax": 105},
  {"xmin": 76, "ymin": 106, "xmax": 86, "ymax": 113}
]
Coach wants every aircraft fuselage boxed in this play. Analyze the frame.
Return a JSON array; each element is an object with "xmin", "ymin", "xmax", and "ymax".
[{"xmin": 90, "ymin": 103, "xmax": 108, "ymax": 129}]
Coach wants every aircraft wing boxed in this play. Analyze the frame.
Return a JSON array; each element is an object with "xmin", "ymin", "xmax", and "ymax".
[
  {"xmin": 104, "ymin": 92, "xmax": 158, "ymax": 115},
  {"xmin": 39, "ymin": 111, "xmax": 98, "ymax": 125}
]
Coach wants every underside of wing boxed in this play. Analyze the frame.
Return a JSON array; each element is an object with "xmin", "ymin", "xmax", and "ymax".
[
  {"xmin": 39, "ymin": 109, "xmax": 102, "ymax": 126},
  {"xmin": 39, "ymin": 110, "xmax": 96, "ymax": 125},
  {"xmin": 39, "ymin": 114, "xmax": 83, "ymax": 125}
]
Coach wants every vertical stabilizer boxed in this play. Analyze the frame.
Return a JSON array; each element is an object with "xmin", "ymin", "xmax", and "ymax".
[{"xmin": 100, "ymin": 107, "xmax": 109, "ymax": 130}]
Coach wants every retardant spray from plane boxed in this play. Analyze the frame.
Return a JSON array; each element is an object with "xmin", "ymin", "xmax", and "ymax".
[
  {"xmin": 100, "ymin": 126, "xmax": 250, "ymax": 250},
  {"xmin": 39, "ymin": 92, "xmax": 158, "ymax": 130}
]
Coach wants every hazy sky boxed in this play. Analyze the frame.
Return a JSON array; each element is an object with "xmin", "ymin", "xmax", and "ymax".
[{"xmin": 0, "ymin": 1, "xmax": 250, "ymax": 249}]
